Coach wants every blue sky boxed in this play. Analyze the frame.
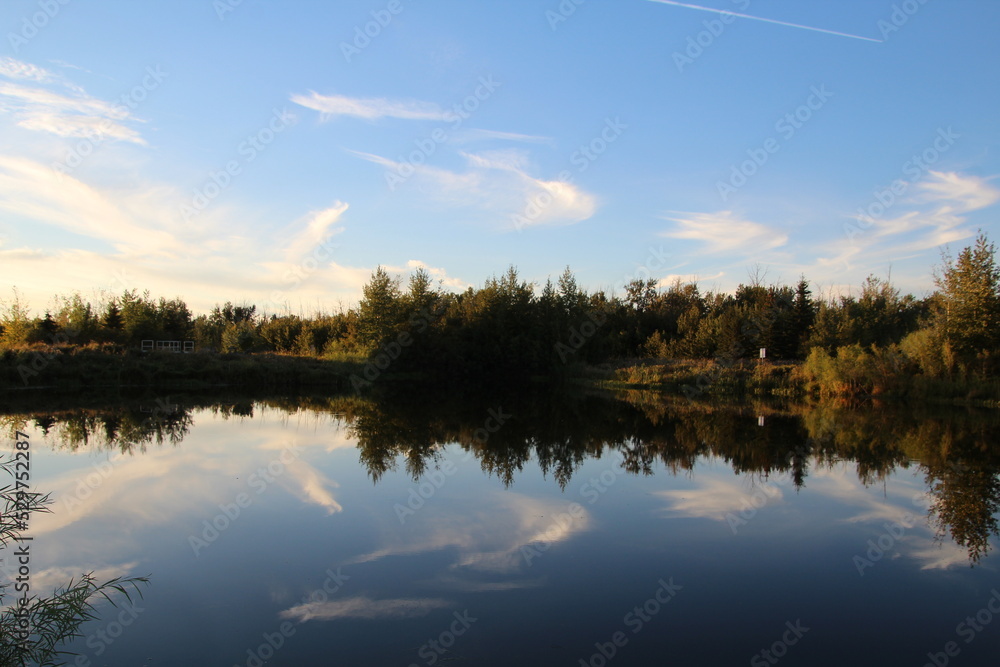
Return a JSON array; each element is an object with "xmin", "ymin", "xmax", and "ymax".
[{"xmin": 1, "ymin": 0, "xmax": 998, "ymax": 314}]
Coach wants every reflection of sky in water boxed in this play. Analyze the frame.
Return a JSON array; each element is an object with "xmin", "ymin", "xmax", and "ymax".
[{"xmin": 7, "ymin": 406, "xmax": 1000, "ymax": 666}]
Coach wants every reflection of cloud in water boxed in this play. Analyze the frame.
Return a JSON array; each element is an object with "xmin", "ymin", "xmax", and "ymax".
[
  {"xmin": 806, "ymin": 468, "xmax": 969, "ymax": 570},
  {"xmin": 27, "ymin": 411, "xmax": 356, "ymax": 570},
  {"xmin": 656, "ymin": 461, "xmax": 972, "ymax": 570},
  {"xmin": 353, "ymin": 492, "xmax": 590, "ymax": 576},
  {"xmin": 908, "ymin": 540, "xmax": 974, "ymax": 570},
  {"xmin": 419, "ymin": 574, "xmax": 546, "ymax": 593},
  {"xmin": 657, "ymin": 476, "xmax": 783, "ymax": 520},
  {"xmin": 279, "ymin": 595, "xmax": 452, "ymax": 622},
  {"xmin": 280, "ymin": 461, "xmax": 342, "ymax": 514}
]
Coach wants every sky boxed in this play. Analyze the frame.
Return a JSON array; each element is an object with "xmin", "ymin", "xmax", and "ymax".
[{"xmin": 0, "ymin": 0, "xmax": 998, "ymax": 315}]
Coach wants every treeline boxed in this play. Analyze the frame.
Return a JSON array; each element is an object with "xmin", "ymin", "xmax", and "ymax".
[{"xmin": 2, "ymin": 233, "xmax": 998, "ymax": 392}]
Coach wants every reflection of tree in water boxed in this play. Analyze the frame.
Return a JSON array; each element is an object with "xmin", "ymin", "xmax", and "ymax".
[
  {"xmin": 793, "ymin": 404, "xmax": 1000, "ymax": 564},
  {"xmin": 2, "ymin": 391, "xmax": 998, "ymax": 565},
  {"xmin": 7, "ymin": 404, "xmax": 194, "ymax": 454},
  {"xmin": 927, "ymin": 462, "xmax": 1000, "ymax": 563},
  {"xmin": 904, "ymin": 418, "xmax": 1000, "ymax": 564},
  {"xmin": 345, "ymin": 390, "xmax": 1000, "ymax": 565}
]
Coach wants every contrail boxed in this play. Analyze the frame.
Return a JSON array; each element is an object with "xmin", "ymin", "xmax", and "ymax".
[{"xmin": 648, "ymin": 0, "xmax": 882, "ymax": 43}]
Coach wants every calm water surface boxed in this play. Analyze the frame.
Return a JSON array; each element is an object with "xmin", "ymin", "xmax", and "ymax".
[{"xmin": 3, "ymin": 391, "xmax": 999, "ymax": 666}]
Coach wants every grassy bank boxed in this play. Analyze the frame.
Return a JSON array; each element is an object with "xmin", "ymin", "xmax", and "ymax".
[
  {"xmin": 579, "ymin": 357, "xmax": 1000, "ymax": 407},
  {"xmin": 0, "ymin": 345, "xmax": 365, "ymax": 392},
  {"xmin": 580, "ymin": 358, "xmax": 802, "ymax": 398},
  {"xmin": 3, "ymin": 345, "xmax": 999, "ymax": 408}
]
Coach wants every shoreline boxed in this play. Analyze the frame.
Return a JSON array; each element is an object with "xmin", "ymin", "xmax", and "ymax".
[{"xmin": 2, "ymin": 347, "xmax": 999, "ymax": 408}]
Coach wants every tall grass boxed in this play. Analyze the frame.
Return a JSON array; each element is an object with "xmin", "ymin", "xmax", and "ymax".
[{"xmin": 1, "ymin": 457, "xmax": 150, "ymax": 665}]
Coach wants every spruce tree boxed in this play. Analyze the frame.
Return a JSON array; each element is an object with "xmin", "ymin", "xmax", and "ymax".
[{"xmin": 935, "ymin": 232, "xmax": 1000, "ymax": 359}]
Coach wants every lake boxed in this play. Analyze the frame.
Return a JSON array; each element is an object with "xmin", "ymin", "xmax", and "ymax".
[{"xmin": 2, "ymin": 389, "xmax": 999, "ymax": 666}]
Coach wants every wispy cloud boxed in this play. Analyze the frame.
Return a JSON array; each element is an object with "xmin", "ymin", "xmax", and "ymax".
[
  {"xmin": 0, "ymin": 58, "xmax": 145, "ymax": 144},
  {"xmin": 0, "ymin": 156, "xmax": 180, "ymax": 255},
  {"xmin": 663, "ymin": 210, "xmax": 788, "ymax": 254},
  {"xmin": 280, "ymin": 202, "xmax": 348, "ymax": 262},
  {"xmin": 818, "ymin": 171, "xmax": 1000, "ymax": 275},
  {"xmin": 281, "ymin": 461, "xmax": 343, "ymax": 515},
  {"xmin": 351, "ymin": 148, "xmax": 596, "ymax": 229},
  {"xmin": 350, "ymin": 490, "xmax": 589, "ymax": 576},
  {"xmin": 451, "ymin": 128, "xmax": 554, "ymax": 145},
  {"xmin": 0, "ymin": 56, "xmax": 56, "ymax": 82},
  {"xmin": 914, "ymin": 170, "xmax": 1000, "ymax": 212},
  {"xmin": 0, "ymin": 155, "xmax": 378, "ymax": 312},
  {"xmin": 658, "ymin": 476, "xmax": 784, "ymax": 521},
  {"xmin": 291, "ymin": 91, "xmax": 447, "ymax": 121}
]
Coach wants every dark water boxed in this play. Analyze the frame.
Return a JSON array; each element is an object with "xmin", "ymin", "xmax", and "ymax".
[{"xmin": 3, "ymin": 390, "xmax": 999, "ymax": 666}]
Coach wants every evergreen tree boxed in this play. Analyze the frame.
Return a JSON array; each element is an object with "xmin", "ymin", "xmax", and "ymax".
[
  {"xmin": 119, "ymin": 290, "xmax": 162, "ymax": 343},
  {"xmin": 104, "ymin": 302, "xmax": 124, "ymax": 331},
  {"xmin": 792, "ymin": 277, "xmax": 815, "ymax": 356},
  {"xmin": 935, "ymin": 232, "xmax": 1000, "ymax": 359},
  {"xmin": 358, "ymin": 266, "xmax": 402, "ymax": 349},
  {"xmin": 39, "ymin": 311, "xmax": 59, "ymax": 337},
  {"xmin": 405, "ymin": 267, "xmax": 439, "ymax": 316}
]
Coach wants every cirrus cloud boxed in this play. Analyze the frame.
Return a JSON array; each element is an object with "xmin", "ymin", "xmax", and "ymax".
[
  {"xmin": 662, "ymin": 210, "xmax": 789, "ymax": 254},
  {"xmin": 291, "ymin": 90, "xmax": 448, "ymax": 122}
]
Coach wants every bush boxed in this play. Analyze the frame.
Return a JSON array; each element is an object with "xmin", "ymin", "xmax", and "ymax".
[
  {"xmin": 900, "ymin": 328, "xmax": 955, "ymax": 378},
  {"xmin": 641, "ymin": 331, "xmax": 670, "ymax": 358},
  {"xmin": 220, "ymin": 322, "xmax": 267, "ymax": 353},
  {"xmin": 800, "ymin": 344, "xmax": 906, "ymax": 398}
]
